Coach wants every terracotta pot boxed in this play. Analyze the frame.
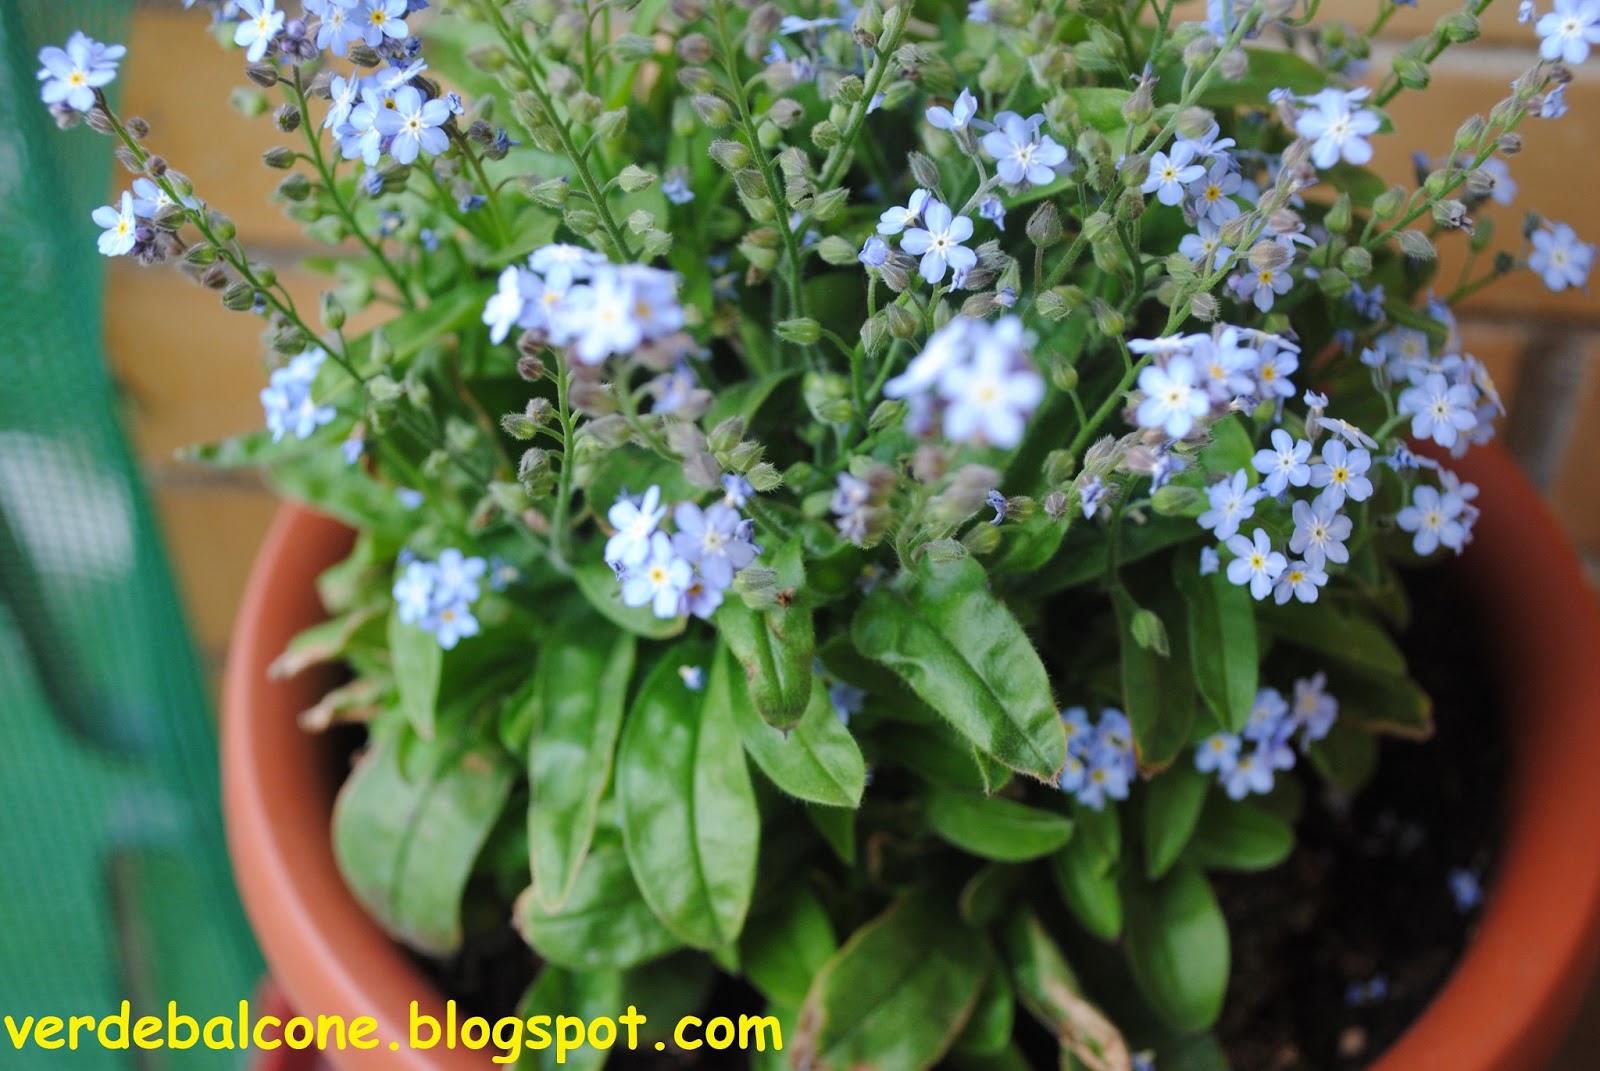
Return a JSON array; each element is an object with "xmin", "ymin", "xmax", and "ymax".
[{"xmin": 222, "ymin": 444, "xmax": 1600, "ymax": 1071}]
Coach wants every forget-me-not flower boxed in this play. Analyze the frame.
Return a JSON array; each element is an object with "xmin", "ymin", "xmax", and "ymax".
[
  {"xmin": 37, "ymin": 31, "xmax": 125, "ymax": 113},
  {"xmin": 1309, "ymin": 442, "xmax": 1374, "ymax": 507},
  {"xmin": 1198, "ymin": 470, "xmax": 1262, "ymax": 541},
  {"xmin": 1136, "ymin": 356, "xmax": 1209, "ymax": 439},
  {"xmin": 1289, "ymin": 494, "xmax": 1352, "ymax": 568},
  {"xmin": 927, "ymin": 88, "xmax": 979, "ymax": 131},
  {"xmin": 376, "ymin": 85, "xmax": 450, "ymax": 164},
  {"xmin": 1226, "ymin": 527, "xmax": 1287, "ymax": 600},
  {"xmin": 900, "ymin": 201, "xmax": 976, "ymax": 284},
  {"xmin": 606, "ymin": 485, "xmax": 667, "ymax": 569},
  {"xmin": 981, "ymin": 112, "xmax": 1070, "ymax": 188},
  {"xmin": 1536, "ymin": 0, "xmax": 1600, "ymax": 63},
  {"xmin": 1396, "ymin": 484, "xmax": 1469, "ymax": 554},
  {"xmin": 1398, "ymin": 372, "xmax": 1479, "ymax": 449},
  {"xmin": 1294, "ymin": 87, "xmax": 1381, "ymax": 169},
  {"xmin": 1252, "ymin": 429, "xmax": 1313, "ymax": 495},
  {"xmin": 93, "ymin": 191, "xmax": 139, "ymax": 257},
  {"xmin": 1529, "ymin": 221, "xmax": 1595, "ymax": 292},
  {"xmin": 234, "ymin": 0, "xmax": 286, "ymax": 62},
  {"xmin": 1143, "ymin": 144, "xmax": 1206, "ymax": 206}
]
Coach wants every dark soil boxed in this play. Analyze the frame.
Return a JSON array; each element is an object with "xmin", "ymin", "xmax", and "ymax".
[{"xmin": 1214, "ymin": 567, "xmax": 1508, "ymax": 1070}]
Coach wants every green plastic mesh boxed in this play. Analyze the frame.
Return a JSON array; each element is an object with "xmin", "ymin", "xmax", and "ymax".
[{"xmin": 0, "ymin": 4, "xmax": 262, "ymax": 1067}]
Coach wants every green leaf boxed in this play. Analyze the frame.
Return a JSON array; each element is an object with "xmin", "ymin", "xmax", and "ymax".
[
  {"xmin": 1307, "ymin": 722, "xmax": 1378, "ymax": 793},
  {"xmin": 808, "ymin": 803, "xmax": 856, "ymax": 864},
  {"xmin": 953, "ymin": 967, "xmax": 1014, "ymax": 1056},
  {"xmin": 528, "ymin": 630, "xmax": 637, "ymax": 912},
  {"xmin": 925, "ymin": 791, "xmax": 1074, "ymax": 862},
  {"xmin": 1050, "ymin": 841, "xmax": 1123, "ymax": 941},
  {"xmin": 1066, "ymin": 87, "xmax": 1134, "ymax": 133},
  {"xmin": 1327, "ymin": 668, "xmax": 1434, "ymax": 739},
  {"xmin": 515, "ymin": 838, "xmax": 684, "ymax": 970},
  {"xmin": 1196, "ymin": 46, "xmax": 1328, "ymax": 108},
  {"xmin": 1036, "ymin": 516, "xmax": 1195, "ymax": 594},
  {"xmin": 1122, "ymin": 864, "xmax": 1230, "ymax": 1033},
  {"xmin": 797, "ymin": 890, "xmax": 990, "ymax": 1071},
  {"xmin": 1186, "ymin": 797, "xmax": 1293, "ymax": 872},
  {"xmin": 717, "ymin": 540, "xmax": 815, "ymax": 729},
  {"xmin": 1116, "ymin": 589, "xmax": 1195, "ymax": 774},
  {"xmin": 959, "ymin": 864, "xmax": 1026, "ymax": 928},
  {"xmin": 1143, "ymin": 764, "xmax": 1210, "ymax": 881},
  {"xmin": 1255, "ymin": 601, "xmax": 1406, "ymax": 680},
  {"xmin": 616, "ymin": 643, "xmax": 760, "ymax": 949},
  {"xmin": 573, "ymin": 560, "xmax": 687, "ymax": 639},
  {"xmin": 733, "ymin": 663, "xmax": 865, "ymax": 808},
  {"xmin": 1003, "ymin": 910, "xmax": 1131, "ymax": 1066},
  {"xmin": 384, "ymin": 608, "xmax": 441, "ymax": 736},
  {"xmin": 853, "ymin": 556, "xmax": 1066, "ymax": 782},
  {"xmin": 1175, "ymin": 562, "xmax": 1258, "ymax": 733},
  {"xmin": 332, "ymin": 719, "xmax": 516, "ymax": 956},
  {"xmin": 1199, "ymin": 414, "xmax": 1256, "ymax": 475},
  {"xmin": 741, "ymin": 886, "xmax": 838, "ymax": 1007},
  {"xmin": 514, "ymin": 965, "xmax": 621, "ymax": 1071}
]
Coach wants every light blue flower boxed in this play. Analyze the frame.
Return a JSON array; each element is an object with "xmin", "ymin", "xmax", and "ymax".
[
  {"xmin": 1396, "ymin": 484, "xmax": 1468, "ymax": 555},
  {"xmin": 1292, "ymin": 672, "xmax": 1338, "ymax": 742},
  {"xmin": 877, "ymin": 188, "xmax": 933, "ymax": 235},
  {"xmin": 778, "ymin": 15, "xmax": 839, "ymax": 33},
  {"xmin": 981, "ymin": 112, "xmax": 1070, "ymax": 188},
  {"xmin": 1136, "ymin": 356, "xmax": 1209, "ymax": 439},
  {"xmin": 978, "ymin": 196, "xmax": 1006, "ymax": 229},
  {"xmin": 396, "ymin": 487, "xmax": 425, "ymax": 510},
  {"xmin": 260, "ymin": 348, "xmax": 335, "ymax": 442},
  {"xmin": 357, "ymin": 0, "xmax": 409, "ymax": 47},
  {"xmin": 1198, "ymin": 470, "xmax": 1262, "ymax": 541},
  {"xmin": 1398, "ymin": 372, "xmax": 1478, "ymax": 449},
  {"xmin": 1536, "ymin": 0, "xmax": 1600, "ymax": 63},
  {"xmin": 1529, "ymin": 222, "xmax": 1595, "ymax": 292},
  {"xmin": 900, "ymin": 201, "xmax": 976, "ymax": 284},
  {"xmin": 927, "ymin": 88, "xmax": 978, "ymax": 131},
  {"xmin": 1195, "ymin": 732, "xmax": 1240, "ymax": 774},
  {"xmin": 554, "ymin": 264, "xmax": 685, "ymax": 365},
  {"xmin": 482, "ymin": 266, "xmax": 540, "ymax": 345},
  {"xmin": 433, "ymin": 548, "xmax": 487, "ymax": 606},
  {"xmin": 620, "ymin": 532, "xmax": 692, "ymax": 618},
  {"xmin": 1187, "ymin": 162, "xmax": 1242, "ymax": 225},
  {"xmin": 1539, "ymin": 83, "xmax": 1569, "ymax": 119},
  {"xmin": 937, "ymin": 319, "xmax": 1043, "ymax": 447},
  {"xmin": 1519, "ymin": 0, "xmax": 1536, "ymax": 22},
  {"xmin": 1234, "ymin": 264, "xmax": 1293, "ymax": 312},
  {"xmin": 858, "ymin": 235, "xmax": 889, "ymax": 268},
  {"xmin": 662, "ymin": 171, "xmax": 694, "ymax": 205},
  {"xmin": 1220, "ymin": 749, "xmax": 1275, "ymax": 800},
  {"xmin": 1448, "ymin": 867, "xmax": 1483, "ymax": 912},
  {"xmin": 1252, "ymin": 428, "xmax": 1312, "ymax": 496},
  {"xmin": 1289, "ymin": 494, "xmax": 1352, "ymax": 568},
  {"xmin": 1079, "ymin": 475, "xmax": 1107, "ymax": 519},
  {"xmin": 1309, "ymin": 441, "xmax": 1373, "ymax": 507},
  {"xmin": 1243, "ymin": 687, "xmax": 1290, "ymax": 744},
  {"xmin": 234, "ymin": 0, "xmax": 286, "ymax": 62},
  {"xmin": 375, "ymin": 85, "xmax": 450, "ymax": 164},
  {"xmin": 1179, "ymin": 219, "xmax": 1233, "ymax": 270},
  {"xmin": 338, "ymin": 85, "xmax": 392, "ymax": 165},
  {"xmin": 649, "ymin": 361, "xmax": 700, "ymax": 415},
  {"xmin": 1142, "ymin": 144, "xmax": 1206, "ymax": 206},
  {"xmin": 423, "ymin": 599, "xmax": 480, "ymax": 649},
  {"xmin": 392, "ymin": 560, "xmax": 435, "ymax": 625},
  {"xmin": 92, "ymin": 191, "xmax": 139, "ymax": 257},
  {"xmin": 722, "ymin": 474, "xmax": 754, "ymax": 508},
  {"xmin": 309, "ymin": 0, "xmax": 363, "ymax": 55},
  {"xmin": 1198, "ymin": 327, "xmax": 1256, "ymax": 402},
  {"xmin": 1253, "ymin": 338, "xmax": 1299, "ymax": 399},
  {"xmin": 672, "ymin": 501, "xmax": 759, "ymax": 589},
  {"xmin": 342, "ymin": 436, "xmax": 365, "ymax": 466},
  {"xmin": 1199, "ymin": 546, "xmax": 1220, "ymax": 575},
  {"xmin": 829, "ymin": 681, "xmax": 865, "ymax": 725},
  {"xmin": 1273, "ymin": 559, "xmax": 1327, "ymax": 605},
  {"xmin": 37, "ymin": 31, "xmax": 125, "ymax": 113},
  {"xmin": 679, "ymin": 664, "xmax": 707, "ymax": 690},
  {"xmin": 605, "ymin": 485, "xmax": 667, "ymax": 569},
  {"xmin": 1225, "ymin": 528, "xmax": 1287, "ymax": 600},
  {"xmin": 1294, "ymin": 87, "xmax": 1381, "ymax": 169}
]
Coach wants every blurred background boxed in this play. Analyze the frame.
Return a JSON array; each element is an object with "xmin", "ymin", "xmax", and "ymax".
[{"xmin": 3, "ymin": 0, "xmax": 1598, "ymax": 1067}]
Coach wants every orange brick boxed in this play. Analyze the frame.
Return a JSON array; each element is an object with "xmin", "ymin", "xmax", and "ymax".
[
  {"xmin": 1317, "ymin": 0, "xmax": 1535, "ymax": 46},
  {"xmin": 1548, "ymin": 334, "xmax": 1600, "ymax": 545},
  {"xmin": 152, "ymin": 482, "xmax": 284, "ymax": 658},
  {"xmin": 1459, "ymin": 318, "xmax": 1528, "ymax": 411}
]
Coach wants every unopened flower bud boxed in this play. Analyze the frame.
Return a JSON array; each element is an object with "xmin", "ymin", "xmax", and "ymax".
[
  {"xmin": 617, "ymin": 165, "xmax": 656, "ymax": 192},
  {"xmin": 274, "ymin": 103, "xmax": 302, "ymax": 133},
  {"xmin": 884, "ymin": 302, "xmax": 919, "ymax": 339},
  {"xmin": 320, "ymin": 291, "xmax": 346, "ymax": 330},
  {"xmin": 778, "ymin": 317, "xmax": 822, "ymax": 345},
  {"xmin": 1026, "ymin": 201, "xmax": 1063, "ymax": 247},
  {"xmin": 1249, "ymin": 240, "xmax": 1291, "ymax": 272},
  {"xmin": 184, "ymin": 244, "xmax": 218, "ymax": 267},
  {"xmin": 1398, "ymin": 229, "xmax": 1437, "ymax": 260},
  {"xmin": 1340, "ymin": 246, "xmax": 1373, "ymax": 278},
  {"xmin": 1092, "ymin": 299, "xmax": 1124, "ymax": 338},
  {"xmin": 221, "ymin": 282, "xmax": 256, "ymax": 311},
  {"xmin": 1130, "ymin": 608, "xmax": 1169, "ymax": 655},
  {"xmin": 516, "ymin": 354, "xmax": 545, "ymax": 381},
  {"xmin": 1393, "ymin": 54, "xmax": 1430, "ymax": 90},
  {"xmin": 200, "ymin": 263, "xmax": 228, "ymax": 290},
  {"xmin": 262, "ymin": 145, "xmax": 297, "ymax": 170},
  {"xmin": 1190, "ymin": 291, "xmax": 1219, "ymax": 321},
  {"xmin": 1438, "ymin": 11, "xmax": 1480, "ymax": 42},
  {"xmin": 1432, "ymin": 199, "xmax": 1469, "ymax": 229},
  {"xmin": 908, "ymin": 151, "xmax": 941, "ymax": 190},
  {"xmin": 691, "ymin": 93, "xmax": 733, "ymax": 127},
  {"xmin": 245, "ymin": 62, "xmax": 280, "ymax": 88},
  {"xmin": 709, "ymin": 139, "xmax": 749, "ymax": 170}
]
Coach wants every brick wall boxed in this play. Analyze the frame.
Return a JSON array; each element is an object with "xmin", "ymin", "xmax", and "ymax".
[{"xmin": 110, "ymin": 3, "xmax": 1600, "ymax": 673}]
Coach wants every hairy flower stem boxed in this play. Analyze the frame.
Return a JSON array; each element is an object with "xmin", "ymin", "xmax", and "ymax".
[
  {"xmin": 476, "ymin": 0, "xmax": 637, "ymax": 261},
  {"xmin": 1372, "ymin": 0, "xmax": 1495, "ymax": 108},
  {"xmin": 286, "ymin": 70, "xmax": 416, "ymax": 309}
]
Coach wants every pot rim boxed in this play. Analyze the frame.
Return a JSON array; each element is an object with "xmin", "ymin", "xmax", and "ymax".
[{"xmin": 222, "ymin": 444, "xmax": 1600, "ymax": 1071}]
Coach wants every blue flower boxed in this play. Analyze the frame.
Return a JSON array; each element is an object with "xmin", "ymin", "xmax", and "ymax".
[
  {"xmin": 308, "ymin": 0, "xmax": 363, "ymax": 55},
  {"xmin": 1519, "ymin": 0, "xmax": 1536, "ymax": 21},
  {"xmin": 1398, "ymin": 372, "xmax": 1478, "ymax": 449},
  {"xmin": 342, "ymin": 436, "xmax": 365, "ymax": 466},
  {"xmin": 1396, "ymin": 484, "xmax": 1469, "ymax": 555},
  {"xmin": 1136, "ymin": 356, "xmax": 1209, "ymax": 439},
  {"xmin": 967, "ymin": 0, "xmax": 991, "ymax": 21},
  {"xmin": 1529, "ymin": 222, "xmax": 1595, "ymax": 292},
  {"xmin": 649, "ymin": 361, "xmax": 700, "ymax": 415},
  {"xmin": 1309, "ymin": 441, "xmax": 1373, "ymax": 507},
  {"xmin": 92, "ymin": 191, "xmax": 139, "ymax": 257},
  {"xmin": 927, "ymin": 88, "xmax": 978, "ymax": 131},
  {"xmin": 679, "ymin": 665, "xmax": 707, "ymax": 690},
  {"xmin": 1199, "ymin": 546, "xmax": 1220, "ymax": 575},
  {"xmin": 778, "ymin": 15, "xmax": 839, "ymax": 33},
  {"xmin": 528, "ymin": 243, "xmax": 609, "ymax": 291},
  {"xmin": 1198, "ymin": 470, "xmax": 1262, "ymax": 541},
  {"xmin": 1538, "ymin": 82, "xmax": 1569, "ymax": 119},
  {"xmin": 483, "ymin": 266, "xmax": 539, "ymax": 344},
  {"xmin": 605, "ymin": 485, "xmax": 667, "ymax": 569},
  {"xmin": 980, "ymin": 112, "xmax": 1070, "ymax": 188},
  {"xmin": 662, "ymin": 171, "xmax": 694, "ymax": 205},
  {"xmin": 393, "ymin": 560, "xmax": 435, "ymax": 624},
  {"xmin": 375, "ymin": 85, "xmax": 450, "ymax": 164},
  {"xmin": 234, "ymin": 0, "xmax": 286, "ymax": 62},
  {"xmin": 1220, "ymin": 749, "xmax": 1275, "ymax": 799},
  {"xmin": 424, "ymin": 599, "xmax": 480, "ymax": 650},
  {"xmin": 1448, "ymin": 867, "xmax": 1483, "ymax": 912},
  {"xmin": 1536, "ymin": 0, "xmax": 1600, "ymax": 63},
  {"xmin": 858, "ymin": 235, "xmax": 889, "ymax": 268},
  {"xmin": 1079, "ymin": 475, "xmax": 1107, "ymax": 519},
  {"xmin": 433, "ymin": 548, "xmax": 487, "ymax": 606},
  {"xmin": 831, "ymin": 472, "xmax": 874, "ymax": 544},
  {"xmin": 553, "ymin": 264, "xmax": 685, "ymax": 365},
  {"xmin": 1142, "ymin": 144, "xmax": 1206, "ymax": 206},
  {"xmin": 721, "ymin": 474, "xmax": 754, "ymax": 508},
  {"xmin": 985, "ymin": 488, "xmax": 1008, "ymax": 526},
  {"xmin": 37, "ymin": 31, "xmax": 125, "ymax": 113},
  {"xmin": 1195, "ymin": 732, "xmax": 1241, "ymax": 774},
  {"xmin": 978, "ymin": 196, "xmax": 1006, "ymax": 229},
  {"xmin": 1252, "ymin": 428, "xmax": 1313, "ymax": 495},
  {"xmin": 1292, "ymin": 671, "xmax": 1338, "ymax": 742},
  {"xmin": 357, "ymin": 0, "xmax": 409, "ymax": 47},
  {"xmin": 260, "ymin": 348, "xmax": 336, "ymax": 442},
  {"xmin": 620, "ymin": 532, "xmax": 692, "ymax": 618},
  {"xmin": 877, "ymin": 188, "xmax": 933, "ymax": 235},
  {"xmin": 1294, "ymin": 87, "xmax": 1381, "ymax": 169},
  {"xmin": 1225, "ymin": 528, "xmax": 1287, "ymax": 600},
  {"xmin": 1179, "ymin": 219, "xmax": 1233, "ymax": 270},
  {"xmin": 1289, "ymin": 494, "xmax": 1352, "ymax": 568},
  {"xmin": 829, "ymin": 681, "xmax": 864, "ymax": 725},
  {"xmin": 900, "ymin": 201, "xmax": 976, "ymax": 284},
  {"xmin": 1253, "ymin": 337, "xmax": 1299, "ymax": 399},
  {"xmin": 1234, "ymin": 264, "xmax": 1293, "ymax": 312},
  {"xmin": 397, "ymin": 487, "xmax": 425, "ymax": 510},
  {"xmin": 1346, "ymin": 280, "xmax": 1386, "ymax": 320},
  {"xmin": 936, "ymin": 319, "xmax": 1043, "ymax": 447},
  {"xmin": 1187, "ymin": 162, "xmax": 1242, "ymax": 225},
  {"xmin": 672, "ymin": 501, "xmax": 759, "ymax": 589},
  {"xmin": 1273, "ymin": 560, "xmax": 1327, "ymax": 605}
]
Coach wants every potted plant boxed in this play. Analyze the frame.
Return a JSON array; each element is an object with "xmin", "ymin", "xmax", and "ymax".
[{"xmin": 43, "ymin": 0, "xmax": 1600, "ymax": 1066}]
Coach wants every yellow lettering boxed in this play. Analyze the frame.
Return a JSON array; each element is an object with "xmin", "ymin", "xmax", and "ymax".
[
  {"xmin": 4, "ymin": 1017, "xmax": 32, "ymax": 1049},
  {"xmin": 490, "ymin": 1016, "xmax": 523, "ymax": 1065},
  {"xmin": 410, "ymin": 1003, "xmax": 440, "ymax": 1050},
  {"xmin": 316, "ymin": 1015, "xmax": 346, "ymax": 1050},
  {"xmin": 284, "ymin": 1017, "xmax": 314, "ymax": 1050},
  {"xmin": 100, "ymin": 1002, "xmax": 131, "ymax": 1050},
  {"xmin": 203, "ymin": 1015, "xmax": 235, "ymax": 1049},
  {"xmin": 555, "ymin": 1016, "xmax": 585, "ymax": 1064},
  {"xmin": 619, "ymin": 1006, "xmax": 645, "ymax": 1051},
  {"xmin": 252, "ymin": 1015, "xmax": 280, "ymax": 1051},
  {"xmin": 525, "ymin": 1015, "xmax": 552, "ymax": 1051},
  {"xmin": 168, "ymin": 1004, "xmax": 199, "ymax": 1050},
  {"xmin": 674, "ymin": 1015, "xmax": 702, "ymax": 1051},
  {"xmin": 587, "ymin": 1017, "xmax": 616, "ymax": 1051},
  {"xmin": 739, "ymin": 1015, "xmax": 782, "ymax": 1052},
  {"xmin": 349, "ymin": 1017, "xmax": 378, "ymax": 1050},
  {"xmin": 69, "ymin": 1015, "xmax": 95, "ymax": 1050},
  {"xmin": 704, "ymin": 1017, "xmax": 734, "ymax": 1050},
  {"xmin": 133, "ymin": 1016, "xmax": 162, "ymax": 1050},
  {"xmin": 34, "ymin": 1017, "xmax": 63, "ymax": 1050}
]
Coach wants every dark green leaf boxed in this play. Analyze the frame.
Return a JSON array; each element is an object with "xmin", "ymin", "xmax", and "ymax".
[
  {"xmin": 1255, "ymin": 601, "xmax": 1406, "ymax": 680},
  {"xmin": 1175, "ymin": 562, "xmax": 1258, "ymax": 733},
  {"xmin": 1066, "ymin": 87, "xmax": 1134, "ymax": 132},
  {"xmin": 528, "ymin": 630, "xmax": 637, "ymax": 912},
  {"xmin": 1197, "ymin": 47, "xmax": 1328, "ymax": 107},
  {"xmin": 573, "ymin": 560, "xmax": 687, "ymax": 639},
  {"xmin": 515, "ymin": 965, "xmax": 621, "ymax": 1071},
  {"xmin": 808, "ymin": 804, "xmax": 856, "ymax": 864},
  {"xmin": 1307, "ymin": 722, "xmax": 1378, "ymax": 793},
  {"xmin": 1122, "ymin": 864, "xmax": 1230, "ymax": 1032},
  {"xmin": 1116, "ymin": 589, "xmax": 1195, "ymax": 774},
  {"xmin": 516, "ymin": 838, "xmax": 683, "ymax": 970},
  {"xmin": 333, "ymin": 719, "xmax": 516, "ymax": 955},
  {"xmin": 742, "ymin": 886, "xmax": 838, "ymax": 1007},
  {"xmin": 1050, "ymin": 841, "xmax": 1123, "ymax": 941},
  {"xmin": 1199, "ymin": 414, "xmax": 1255, "ymax": 475},
  {"xmin": 1143, "ymin": 764, "xmax": 1210, "ymax": 881},
  {"xmin": 616, "ymin": 644, "xmax": 760, "ymax": 948},
  {"xmin": 1186, "ymin": 798, "xmax": 1293, "ymax": 873},
  {"xmin": 926, "ymin": 790, "xmax": 1074, "ymax": 862},
  {"xmin": 954, "ymin": 967, "xmax": 1014, "ymax": 1056},
  {"xmin": 1037, "ymin": 516, "xmax": 1195, "ymax": 594},
  {"xmin": 853, "ymin": 557, "xmax": 1066, "ymax": 781},
  {"xmin": 1328, "ymin": 668, "xmax": 1433, "ymax": 739},
  {"xmin": 959, "ymin": 864, "xmax": 1026, "ymax": 928},
  {"xmin": 733, "ymin": 662, "xmax": 865, "ymax": 808},
  {"xmin": 717, "ymin": 541, "xmax": 815, "ymax": 728},
  {"xmin": 797, "ymin": 890, "xmax": 990, "ymax": 1071},
  {"xmin": 1003, "ymin": 910, "xmax": 1131, "ymax": 1067}
]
